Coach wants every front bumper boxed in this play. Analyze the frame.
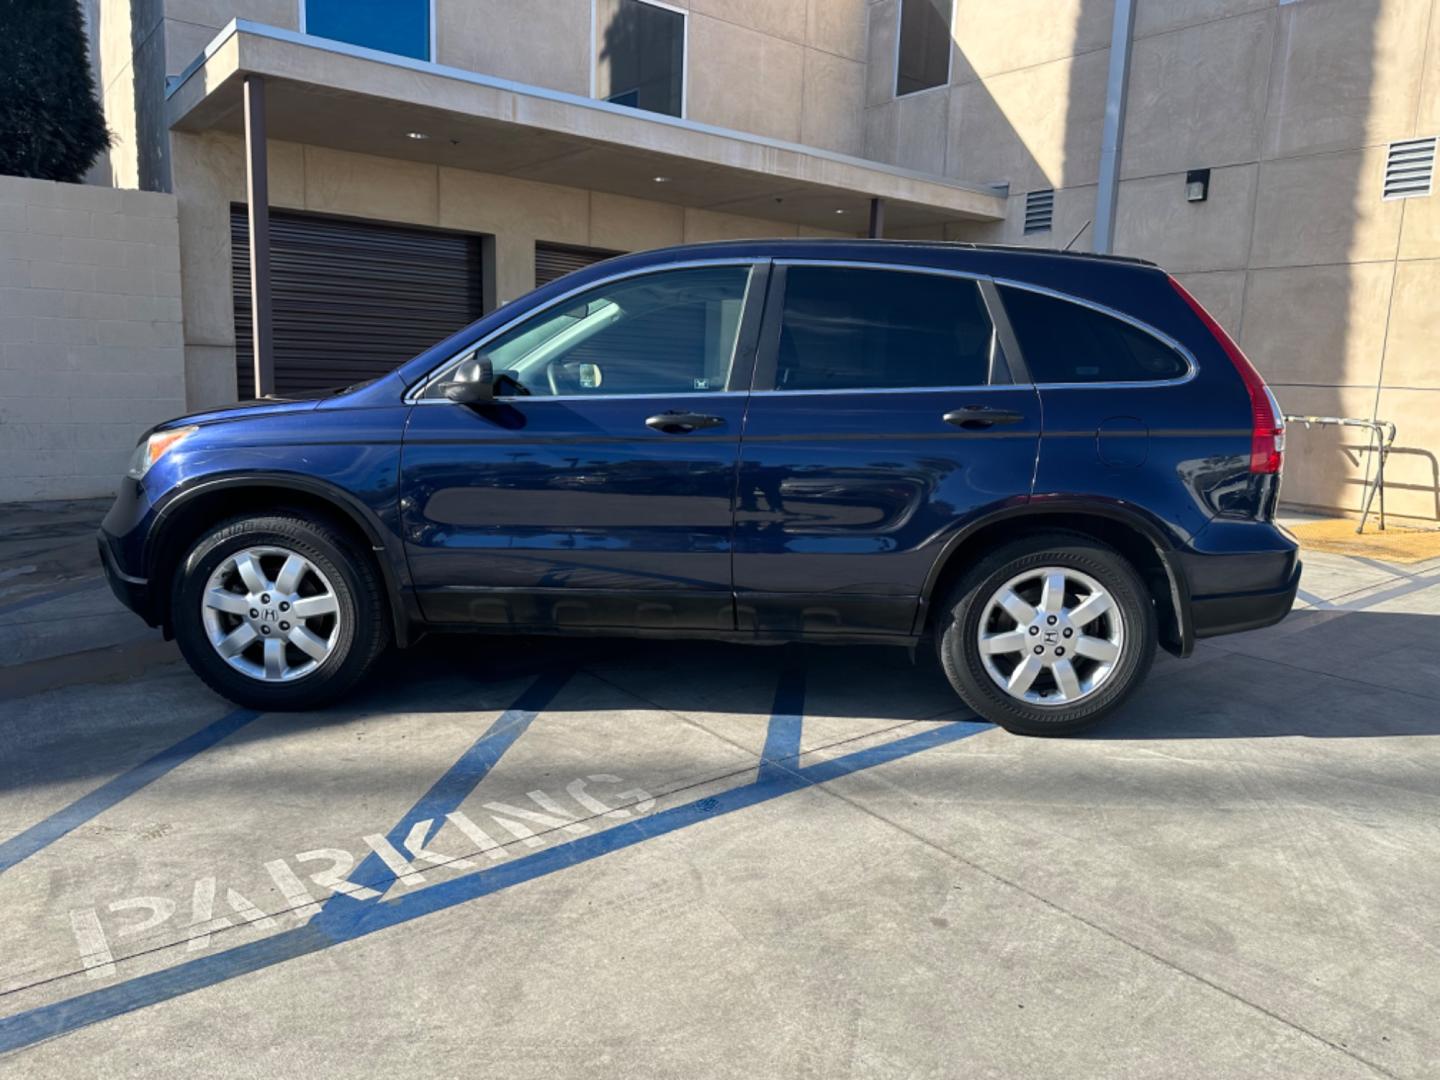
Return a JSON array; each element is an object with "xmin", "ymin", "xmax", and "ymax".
[{"xmin": 98, "ymin": 528, "xmax": 155, "ymax": 625}]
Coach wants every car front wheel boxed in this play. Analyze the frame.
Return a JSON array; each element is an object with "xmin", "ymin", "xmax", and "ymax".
[
  {"xmin": 937, "ymin": 533, "xmax": 1156, "ymax": 735},
  {"xmin": 171, "ymin": 513, "xmax": 389, "ymax": 710}
]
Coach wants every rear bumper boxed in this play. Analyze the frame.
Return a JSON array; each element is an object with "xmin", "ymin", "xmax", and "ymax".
[
  {"xmin": 1189, "ymin": 560, "xmax": 1301, "ymax": 638},
  {"xmin": 1171, "ymin": 537, "xmax": 1301, "ymax": 642}
]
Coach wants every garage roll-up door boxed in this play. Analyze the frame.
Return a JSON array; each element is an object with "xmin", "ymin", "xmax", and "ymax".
[
  {"xmin": 232, "ymin": 208, "xmax": 483, "ymax": 398},
  {"xmin": 534, "ymin": 242, "xmax": 623, "ymax": 288}
]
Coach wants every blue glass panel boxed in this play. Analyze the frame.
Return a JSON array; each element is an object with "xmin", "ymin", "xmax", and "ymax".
[{"xmin": 305, "ymin": 0, "xmax": 429, "ymax": 61}]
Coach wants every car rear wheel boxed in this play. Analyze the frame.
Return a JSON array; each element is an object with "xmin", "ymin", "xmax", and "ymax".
[
  {"xmin": 936, "ymin": 533, "xmax": 1156, "ymax": 735},
  {"xmin": 171, "ymin": 513, "xmax": 388, "ymax": 710}
]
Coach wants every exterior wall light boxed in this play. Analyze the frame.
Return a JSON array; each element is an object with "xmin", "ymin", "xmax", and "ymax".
[
  {"xmin": 1186, "ymin": 169, "xmax": 1210, "ymax": 202},
  {"xmin": 405, "ymin": 131, "xmax": 430, "ymax": 140}
]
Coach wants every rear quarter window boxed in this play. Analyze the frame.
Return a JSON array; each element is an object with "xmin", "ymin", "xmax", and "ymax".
[{"xmin": 999, "ymin": 285, "xmax": 1190, "ymax": 384}]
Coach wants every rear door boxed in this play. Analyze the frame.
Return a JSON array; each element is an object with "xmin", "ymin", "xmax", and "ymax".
[
  {"xmin": 400, "ymin": 260, "xmax": 765, "ymax": 633},
  {"xmin": 732, "ymin": 262, "xmax": 1042, "ymax": 638}
]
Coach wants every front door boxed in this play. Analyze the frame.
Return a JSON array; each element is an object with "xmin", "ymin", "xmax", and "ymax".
[
  {"xmin": 733, "ymin": 263, "xmax": 1042, "ymax": 638},
  {"xmin": 401, "ymin": 261, "xmax": 764, "ymax": 633}
]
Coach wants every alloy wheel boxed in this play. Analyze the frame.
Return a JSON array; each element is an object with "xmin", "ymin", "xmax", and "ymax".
[
  {"xmin": 200, "ymin": 545, "xmax": 341, "ymax": 682},
  {"xmin": 976, "ymin": 565, "xmax": 1124, "ymax": 707}
]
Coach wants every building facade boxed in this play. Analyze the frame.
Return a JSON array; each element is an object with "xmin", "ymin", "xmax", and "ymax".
[{"xmin": 78, "ymin": 0, "xmax": 1440, "ymax": 523}]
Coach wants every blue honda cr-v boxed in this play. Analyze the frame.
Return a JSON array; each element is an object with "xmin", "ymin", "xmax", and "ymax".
[{"xmin": 99, "ymin": 240, "xmax": 1299, "ymax": 734}]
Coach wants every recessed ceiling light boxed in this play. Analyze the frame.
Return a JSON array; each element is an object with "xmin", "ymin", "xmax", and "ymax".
[
  {"xmin": 834, "ymin": 209, "xmax": 846, "ymax": 214},
  {"xmin": 405, "ymin": 131, "xmax": 430, "ymax": 140},
  {"xmin": 653, "ymin": 176, "xmax": 671, "ymax": 183}
]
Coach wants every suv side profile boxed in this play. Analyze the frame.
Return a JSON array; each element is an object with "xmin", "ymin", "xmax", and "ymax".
[{"xmin": 99, "ymin": 240, "xmax": 1299, "ymax": 735}]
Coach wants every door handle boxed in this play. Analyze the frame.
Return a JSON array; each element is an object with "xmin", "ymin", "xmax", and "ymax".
[
  {"xmin": 645, "ymin": 411, "xmax": 726, "ymax": 434},
  {"xmin": 943, "ymin": 406, "xmax": 1025, "ymax": 430}
]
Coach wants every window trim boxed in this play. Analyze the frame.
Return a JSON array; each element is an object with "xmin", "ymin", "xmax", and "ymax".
[
  {"xmin": 298, "ymin": 0, "xmax": 436, "ymax": 62},
  {"xmin": 590, "ymin": 0, "xmax": 690, "ymax": 120},
  {"xmin": 991, "ymin": 278, "xmax": 1199, "ymax": 390},
  {"xmin": 406, "ymin": 258, "xmax": 767, "ymax": 404},
  {"xmin": 894, "ymin": 0, "xmax": 957, "ymax": 100},
  {"xmin": 752, "ymin": 260, "xmax": 1004, "ymax": 395}
]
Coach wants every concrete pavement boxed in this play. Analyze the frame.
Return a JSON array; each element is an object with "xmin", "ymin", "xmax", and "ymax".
[{"xmin": 1, "ymin": 505, "xmax": 1438, "ymax": 1078}]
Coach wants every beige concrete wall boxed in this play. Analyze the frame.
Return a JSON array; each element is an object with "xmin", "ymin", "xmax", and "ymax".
[
  {"xmin": 872, "ymin": 0, "xmax": 1440, "ymax": 525},
  {"xmin": 172, "ymin": 131, "xmax": 845, "ymax": 411},
  {"xmin": 86, "ymin": 0, "xmax": 871, "ymax": 199},
  {"xmin": 0, "ymin": 176, "xmax": 185, "ymax": 501}
]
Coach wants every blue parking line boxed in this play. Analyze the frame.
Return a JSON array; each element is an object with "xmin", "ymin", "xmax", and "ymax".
[
  {"xmin": 0, "ymin": 715, "xmax": 991, "ymax": 1055},
  {"xmin": 0, "ymin": 708, "xmax": 260, "ymax": 876},
  {"xmin": 325, "ymin": 668, "xmax": 573, "ymax": 906},
  {"xmin": 757, "ymin": 664, "xmax": 805, "ymax": 782}
]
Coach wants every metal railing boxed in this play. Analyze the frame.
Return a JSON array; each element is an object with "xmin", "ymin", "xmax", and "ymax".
[{"xmin": 1283, "ymin": 414, "xmax": 1397, "ymax": 534}]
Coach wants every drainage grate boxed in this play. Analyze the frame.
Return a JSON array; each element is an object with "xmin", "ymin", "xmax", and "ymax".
[
  {"xmin": 1024, "ymin": 189, "xmax": 1055, "ymax": 234},
  {"xmin": 1383, "ymin": 137, "xmax": 1436, "ymax": 200}
]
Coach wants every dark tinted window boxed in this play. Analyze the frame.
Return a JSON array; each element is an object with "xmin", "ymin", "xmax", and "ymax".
[
  {"xmin": 999, "ymin": 286, "xmax": 1190, "ymax": 384},
  {"xmin": 896, "ymin": 0, "xmax": 952, "ymax": 96},
  {"xmin": 776, "ymin": 267, "xmax": 993, "ymax": 391},
  {"xmin": 595, "ymin": 0, "xmax": 685, "ymax": 118}
]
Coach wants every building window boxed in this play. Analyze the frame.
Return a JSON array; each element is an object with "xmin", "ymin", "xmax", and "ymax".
[
  {"xmin": 896, "ymin": 0, "xmax": 952, "ymax": 97},
  {"xmin": 302, "ymin": 0, "xmax": 431, "ymax": 62},
  {"xmin": 595, "ymin": 0, "xmax": 686, "ymax": 118}
]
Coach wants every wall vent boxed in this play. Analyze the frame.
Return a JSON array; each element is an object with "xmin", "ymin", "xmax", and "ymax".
[
  {"xmin": 1384, "ymin": 137, "xmax": 1436, "ymax": 200},
  {"xmin": 1024, "ymin": 189, "xmax": 1055, "ymax": 234}
]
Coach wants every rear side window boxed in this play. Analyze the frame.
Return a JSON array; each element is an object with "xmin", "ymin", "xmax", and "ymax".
[
  {"xmin": 999, "ymin": 285, "xmax": 1190, "ymax": 384},
  {"xmin": 775, "ymin": 267, "xmax": 993, "ymax": 391}
]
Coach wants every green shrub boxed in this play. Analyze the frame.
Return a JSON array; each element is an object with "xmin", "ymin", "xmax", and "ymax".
[{"xmin": 0, "ymin": 0, "xmax": 112, "ymax": 182}]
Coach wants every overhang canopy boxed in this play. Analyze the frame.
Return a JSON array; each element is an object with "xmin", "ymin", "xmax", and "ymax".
[{"xmin": 166, "ymin": 21, "xmax": 1006, "ymax": 233}]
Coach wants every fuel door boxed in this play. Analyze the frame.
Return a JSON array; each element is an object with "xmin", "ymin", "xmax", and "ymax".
[{"xmin": 1096, "ymin": 415, "xmax": 1148, "ymax": 468}]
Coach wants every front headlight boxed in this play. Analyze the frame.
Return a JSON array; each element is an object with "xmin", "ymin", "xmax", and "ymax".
[{"xmin": 127, "ymin": 425, "xmax": 198, "ymax": 480}]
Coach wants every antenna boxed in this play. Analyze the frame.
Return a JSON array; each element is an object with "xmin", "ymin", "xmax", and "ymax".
[{"xmin": 1063, "ymin": 220, "xmax": 1092, "ymax": 251}]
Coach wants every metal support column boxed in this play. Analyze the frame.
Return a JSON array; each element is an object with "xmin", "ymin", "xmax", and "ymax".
[
  {"xmin": 243, "ymin": 74, "xmax": 275, "ymax": 398},
  {"xmin": 868, "ymin": 197, "xmax": 886, "ymax": 239},
  {"xmin": 1093, "ymin": 0, "xmax": 1136, "ymax": 255}
]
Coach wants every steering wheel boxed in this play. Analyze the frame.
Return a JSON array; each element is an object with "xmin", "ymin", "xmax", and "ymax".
[{"xmin": 547, "ymin": 359, "xmax": 563, "ymax": 396}]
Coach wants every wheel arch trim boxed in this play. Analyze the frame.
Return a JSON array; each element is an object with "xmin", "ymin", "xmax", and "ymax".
[
  {"xmin": 914, "ymin": 500, "xmax": 1194, "ymax": 656},
  {"xmin": 145, "ymin": 472, "xmax": 415, "ymax": 647}
]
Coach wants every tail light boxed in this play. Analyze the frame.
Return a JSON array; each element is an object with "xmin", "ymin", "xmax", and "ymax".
[{"xmin": 1169, "ymin": 277, "xmax": 1284, "ymax": 474}]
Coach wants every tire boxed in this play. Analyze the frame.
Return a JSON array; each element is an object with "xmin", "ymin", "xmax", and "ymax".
[
  {"xmin": 170, "ymin": 512, "xmax": 389, "ymax": 710},
  {"xmin": 936, "ymin": 532, "xmax": 1156, "ymax": 736}
]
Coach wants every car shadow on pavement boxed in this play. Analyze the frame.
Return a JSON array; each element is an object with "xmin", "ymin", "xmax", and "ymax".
[
  {"xmin": 1089, "ymin": 610, "xmax": 1440, "ymax": 740},
  {"xmin": 3, "ymin": 609, "xmax": 1438, "ymax": 802}
]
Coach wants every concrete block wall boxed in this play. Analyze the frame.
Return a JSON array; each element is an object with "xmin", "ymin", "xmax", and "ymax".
[{"xmin": 0, "ymin": 176, "xmax": 186, "ymax": 501}]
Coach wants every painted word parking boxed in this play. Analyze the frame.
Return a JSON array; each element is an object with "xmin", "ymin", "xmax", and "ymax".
[
  {"xmin": 0, "ymin": 663, "xmax": 993, "ymax": 1057},
  {"xmin": 71, "ymin": 773, "xmax": 660, "ymax": 978}
]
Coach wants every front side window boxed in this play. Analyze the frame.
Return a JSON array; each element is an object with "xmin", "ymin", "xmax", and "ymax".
[
  {"xmin": 774, "ymin": 267, "xmax": 993, "ymax": 391},
  {"xmin": 595, "ymin": 0, "xmax": 685, "ymax": 118},
  {"xmin": 999, "ymin": 286, "xmax": 1191, "ymax": 384},
  {"xmin": 428, "ymin": 266, "xmax": 752, "ymax": 399},
  {"xmin": 303, "ymin": 0, "xmax": 430, "ymax": 61},
  {"xmin": 896, "ymin": 0, "xmax": 952, "ymax": 96}
]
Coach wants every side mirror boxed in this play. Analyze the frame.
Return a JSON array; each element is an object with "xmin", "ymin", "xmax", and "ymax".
[{"xmin": 440, "ymin": 356, "xmax": 493, "ymax": 404}]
